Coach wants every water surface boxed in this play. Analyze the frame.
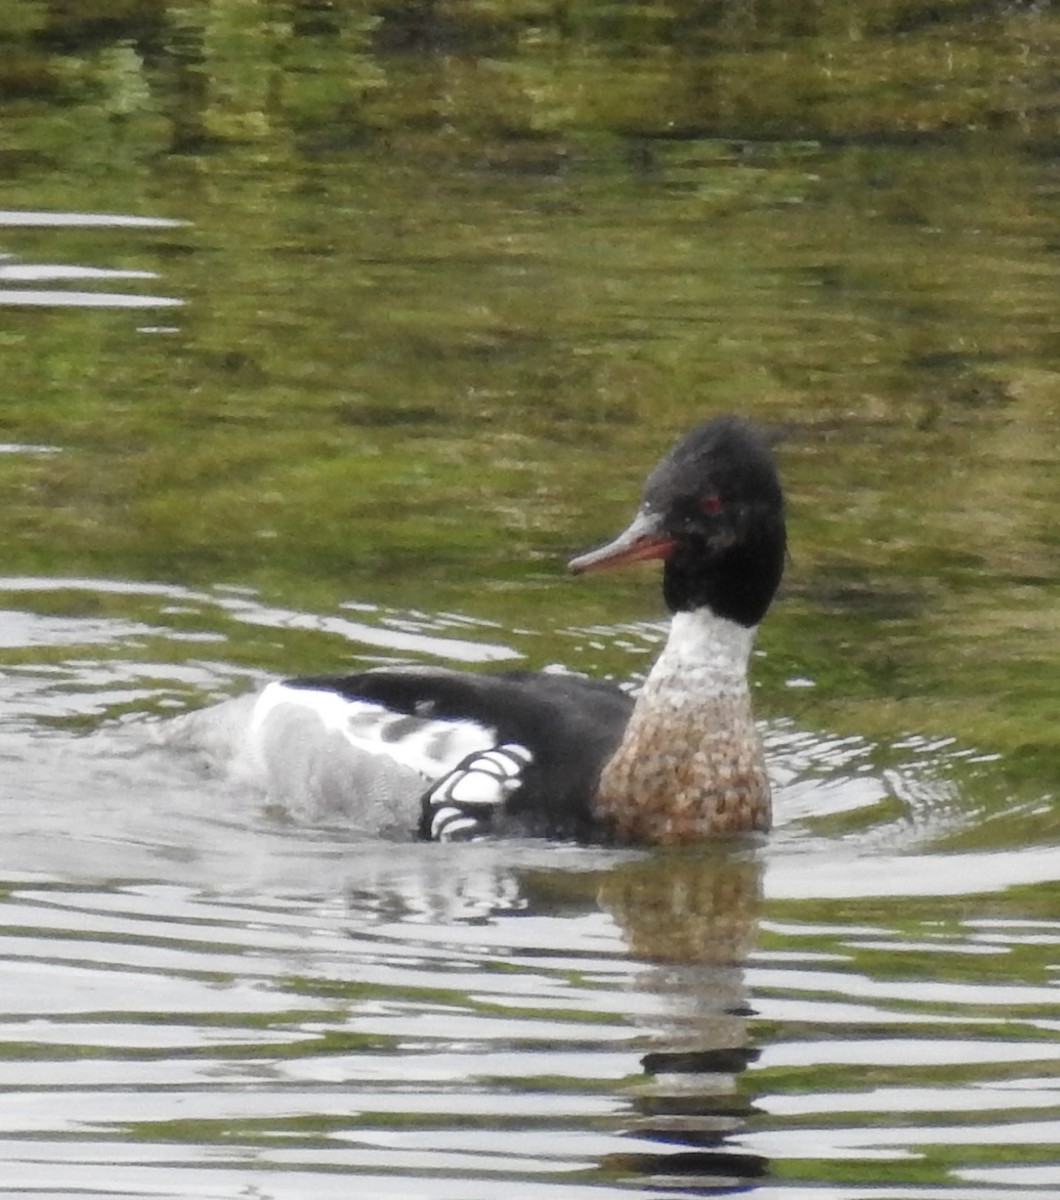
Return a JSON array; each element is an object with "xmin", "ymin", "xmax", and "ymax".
[{"xmin": 0, "ymin": 3, "xmax": 1058, "ymax": 1196}]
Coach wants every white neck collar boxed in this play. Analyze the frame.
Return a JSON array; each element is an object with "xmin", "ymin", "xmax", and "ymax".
[{"xmin": 648, "ymin": 608, "xmax": 756, "ymax": 687}]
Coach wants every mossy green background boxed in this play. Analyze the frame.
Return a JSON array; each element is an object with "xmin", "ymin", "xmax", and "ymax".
[{"xmin": 1, "ymin": 0, "xmax": 1057, "ymax": 812}]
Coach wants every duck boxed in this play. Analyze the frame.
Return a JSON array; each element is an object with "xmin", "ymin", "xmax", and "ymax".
[{"xmin": 243, "ymin": 414, "xmax": 786, "ymax": 845}]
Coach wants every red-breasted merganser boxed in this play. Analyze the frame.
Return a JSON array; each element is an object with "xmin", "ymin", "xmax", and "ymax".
[{"xmin": 245, "ymin": 415, "xmax": 786, "ymax": 844}]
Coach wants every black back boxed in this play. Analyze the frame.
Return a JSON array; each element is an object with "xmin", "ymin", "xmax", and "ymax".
[{"xmin": 287, "ymin": 669, "xmax": 634, "ymax": 840}]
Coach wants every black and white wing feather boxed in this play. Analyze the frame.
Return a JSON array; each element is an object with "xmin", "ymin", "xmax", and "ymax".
[{"xmin": 277, "ymin": 667, "xmax": 634, "ymax": 840}]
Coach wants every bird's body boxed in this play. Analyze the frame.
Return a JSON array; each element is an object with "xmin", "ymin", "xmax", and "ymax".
[{"xmin": 238, "ymin": 415, "xmax": 786, "ymax": 844}]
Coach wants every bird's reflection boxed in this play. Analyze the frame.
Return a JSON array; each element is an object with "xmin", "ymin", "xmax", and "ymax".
[
  {"xmin": 343, "ymin": 840, "xmax": 769, "ymax": 1192},
  {"xmin": 593, "ymin": 849, "xmax": 768, "ymax": 1189},
  {"xmin": 467, "ymin": 845, "xmax": 768, "ymax": 1190}
]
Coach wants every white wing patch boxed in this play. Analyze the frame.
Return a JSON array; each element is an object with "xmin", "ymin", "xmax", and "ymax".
[
  {"xmin": 248, "ymin": 681, "xmax": 498, "ymax": 781},
  {"xmin": 425, "ymin": 743, "xmax": 534, "ymax": 841}
]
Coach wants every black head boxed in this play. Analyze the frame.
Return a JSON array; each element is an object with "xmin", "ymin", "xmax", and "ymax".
[{"xmin": 569, "ymin": 415, "xmax": 786, "ymax": 627}]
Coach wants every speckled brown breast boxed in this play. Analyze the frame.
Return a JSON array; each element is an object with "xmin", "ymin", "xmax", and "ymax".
[{"xmin": 592, "ymin": 694, "xmax": 771, "ymax": 844}]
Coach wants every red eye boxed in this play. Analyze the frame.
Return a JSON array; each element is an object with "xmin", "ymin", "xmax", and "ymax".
[{"xmin": 698, "ymin": 494, "xmax": 723, "ymax": 516}]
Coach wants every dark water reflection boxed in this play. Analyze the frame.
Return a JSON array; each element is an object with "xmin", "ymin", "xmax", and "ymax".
[{"xmin": 1, "ymin": 1, "xmax": 1059, "ymax": 1196}]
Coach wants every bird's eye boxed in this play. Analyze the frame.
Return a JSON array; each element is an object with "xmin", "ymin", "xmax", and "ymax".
[{"xmin": 698, "ymin": 494, "xmax": 723, "ymax": 516}]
